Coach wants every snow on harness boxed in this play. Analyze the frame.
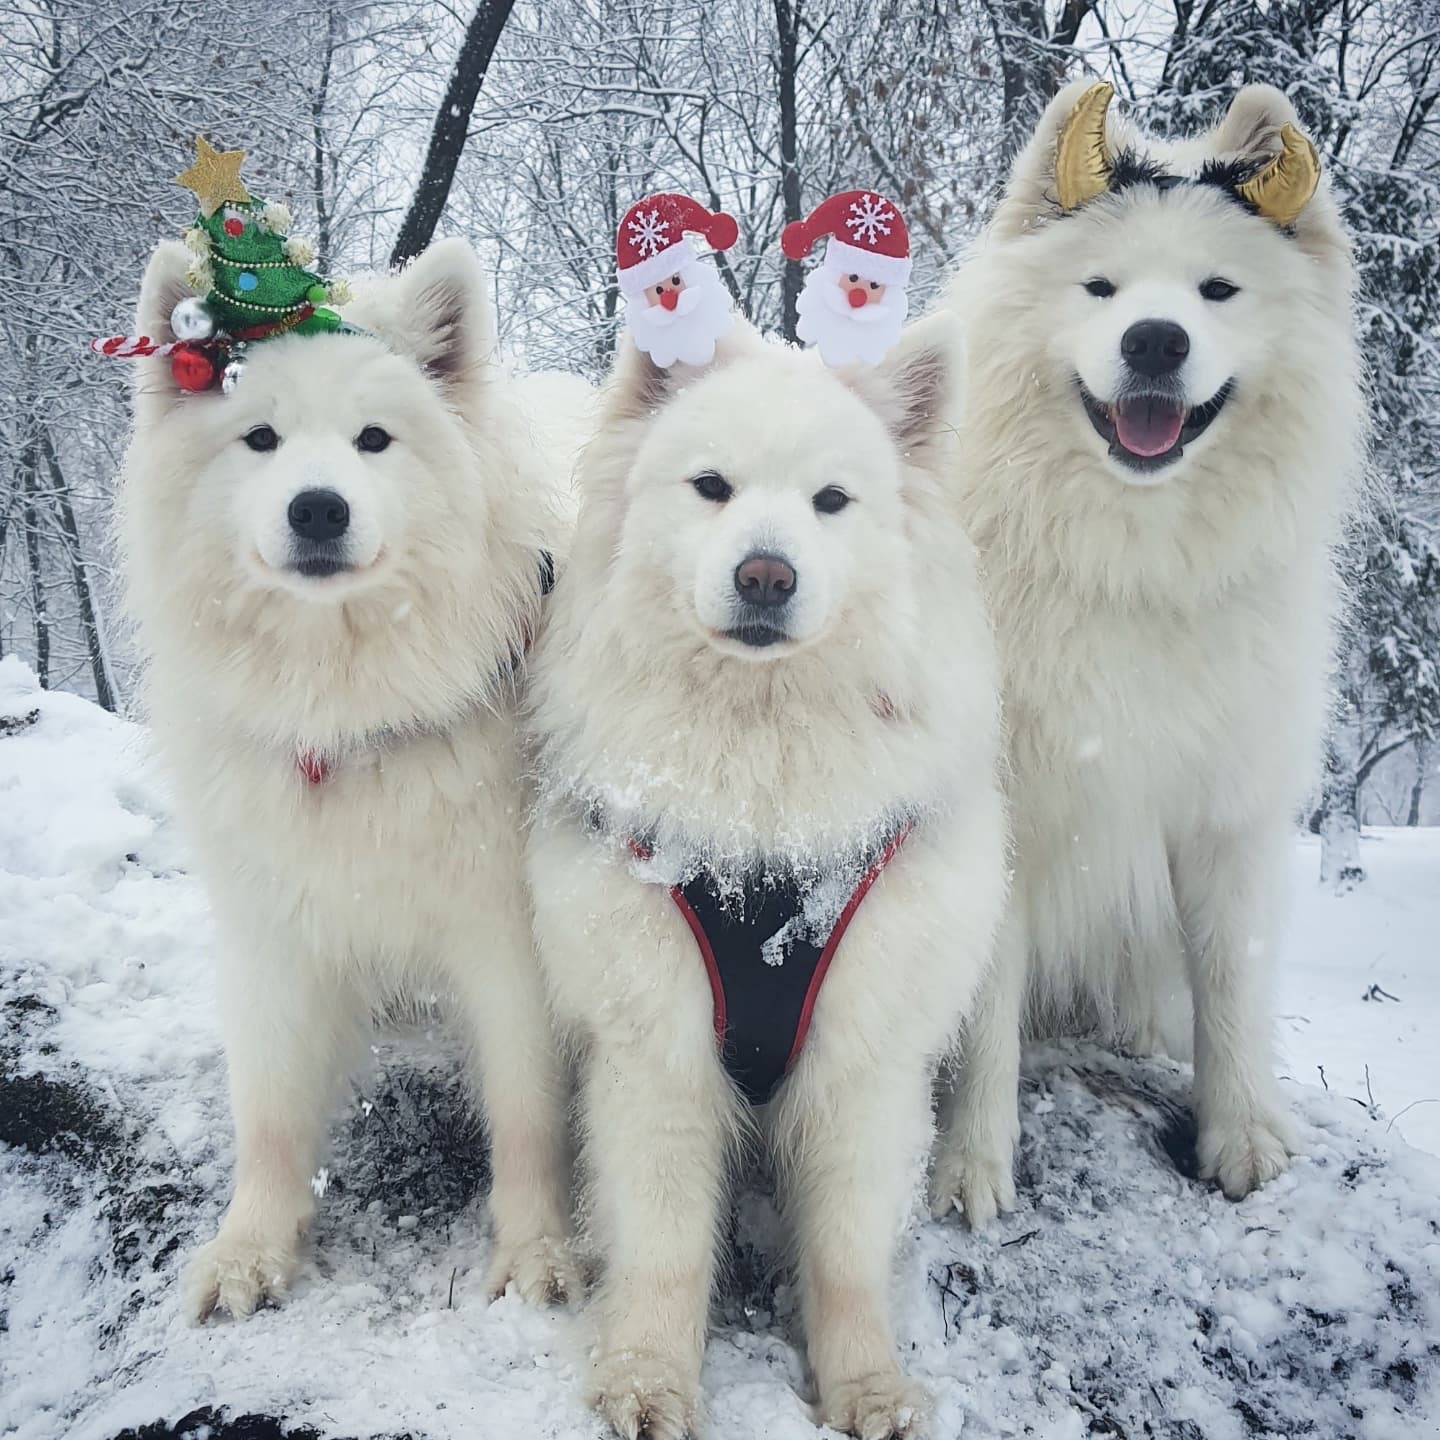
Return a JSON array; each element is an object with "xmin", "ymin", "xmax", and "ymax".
[{"xmin": 626, "ymin": 819, "xmax": 912, "ymax": 1104}]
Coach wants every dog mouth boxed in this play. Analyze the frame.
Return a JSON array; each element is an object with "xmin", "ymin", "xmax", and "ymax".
[
  {"xmin": 724, "ymin": 621, "xmax": 791, "ymax": 650},
  {"xmin": 291, "ymin": 553, "xmax": 351, "ymax": 579},
  {"xmin": 1079, "ymin": 381, "xmax": 1232, "ymax": 472}
]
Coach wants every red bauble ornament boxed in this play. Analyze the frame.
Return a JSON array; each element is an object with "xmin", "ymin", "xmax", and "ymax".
[
  {"xmin": 224, "ymin": 216, "xmax": 245, "ymax": 237},
  {"xmin": 170, "ymin": 342, "xmax": 217, "ymax": 392}
]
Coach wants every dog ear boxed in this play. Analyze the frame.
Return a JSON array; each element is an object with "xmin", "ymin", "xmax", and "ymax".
[
  {"xmin": 992, "ymin": 76, "xmax": 1123, "ymax": 240},
  {"xmin": 384, "ymin": 237, "xmax": 498, "ymax": 391},
  {"xmin": 606, "ymin": 316, "xmax": 763, "ymax": 419},
  {"xmin": 131, "ymin": 242, "xmax": 198, "ymax": 418},
  {"xmin": 1209, "ymin": 84, "xmax": 1302, "ymax": 162},
  {"xmin": 846, "ymin": 312, "xmax": 961, "ymax": 462},
  {"xmin": 136, "ymin": 241, "xmax": 193, "ymax": 342}
]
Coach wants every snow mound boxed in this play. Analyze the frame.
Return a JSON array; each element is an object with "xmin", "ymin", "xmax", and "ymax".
[{"xmin": 2, "ymin": 662, "xmax": 1438, "ymax": 1440}]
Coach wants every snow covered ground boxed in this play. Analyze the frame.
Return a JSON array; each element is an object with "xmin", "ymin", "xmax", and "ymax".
[{"xmin": 2, "ymin": 656, "xmax": 1438, "ymax": 1440}]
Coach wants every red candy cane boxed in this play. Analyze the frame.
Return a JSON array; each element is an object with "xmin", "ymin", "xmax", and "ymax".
[{"xmin": 88, "ymin": 334, "xmax": 176, "ymax": 358}]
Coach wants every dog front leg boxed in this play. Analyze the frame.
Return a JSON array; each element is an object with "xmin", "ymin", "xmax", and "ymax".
[
  {"xmin": 776, "ymin": 1060, "xmax": 934, "ymax": 1439},
  {"xmin": 584, "ymin": 1038, "xmax": 733, "ymax": 1440},
  {"xmin": 929, "ymin": 904, "xmax": 1026, "ymax": 1228},
  {"xmin": 184, "ymin": 943, "xmax": 362, "ymax": 1322},
  {"xmin": 446, "ymin": 908, "xmax": 578, "ymax": 1308},
  {"xmin": 1171, "ymin": 822, "xmax": 1296, "ymax": 1198}
]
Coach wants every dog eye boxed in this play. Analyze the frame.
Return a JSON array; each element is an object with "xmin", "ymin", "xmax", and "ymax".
[
  {"xmin": 1083, "ymin": 278, "xmax": 1116, "ymax": 298},
  {"xmin": 242, "ymin": 425, "xmax": 279, "ymax": 452},
  {"xmin": 356, "ymin": 425, "xmax": 392, "ymax": 453},
  {"xmin": 1200, "ymin": 277, "xmax": 1240, "ymax": 302},
  {"xmin": 691, "ymin": 471, "xmax": 732, "ymax": 504},
  {"xmin": 813, "ymin": 486, "xmax": 851, "ymax": 515}
]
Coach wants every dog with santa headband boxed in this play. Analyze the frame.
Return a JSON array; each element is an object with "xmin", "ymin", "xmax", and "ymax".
[{"xmin": 526, "ymin": 190, "xmax": 1005, "ymax": 1439}]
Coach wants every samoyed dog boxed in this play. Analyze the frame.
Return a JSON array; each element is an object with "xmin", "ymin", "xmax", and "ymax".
[
  {"xmin": 121, "ymin": 237, "xmax": 587, "ymax": 1320},
  {"xmin": 930, "ymin": 82, "xmax": 1364, "ymax": 1224},
  {"xmin": 525, "ymin": 322, "xmax": 1006, "ymax": 1438}
]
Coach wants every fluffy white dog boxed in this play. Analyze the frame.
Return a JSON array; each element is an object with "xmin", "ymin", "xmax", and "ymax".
[
  {"xmin": 930, "ymin": 82, "xmax": 1364, "ymax": 1224},
  {"xmin": 120, "ymin": 237, "xmax": 586, "ymax": 1320},
  {"xmin": 525, "ymin": 321, "xmax": 1006, "ymax": 1439}
]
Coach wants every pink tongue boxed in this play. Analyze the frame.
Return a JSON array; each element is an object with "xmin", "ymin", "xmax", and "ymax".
[{"xmin": 1114, "ymin": 396, "xmax": 1186, "ymax": 457}]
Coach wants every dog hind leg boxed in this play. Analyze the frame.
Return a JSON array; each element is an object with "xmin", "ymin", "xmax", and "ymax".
[{"xmin": 929, "ymin": 907, "xmax": 1025, "ymax": 1229}]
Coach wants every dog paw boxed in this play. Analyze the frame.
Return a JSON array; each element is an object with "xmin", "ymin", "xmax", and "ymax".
[
  {"xmin": 183, "ymin": 1224, "xmax": 301, "ymax": 1323},
  {"xmin": 1197, "ymin": 1101, "xmax": 1296, "ymax": 1199},
  {"xmin": 485, "ymin": 1230, "xmax": 581, "ymax": 1307},
  {"xmin": 590, "ymin": 1349, "xmax": 698, "ymax": 1440},
  {"xmin": 820, "ymin": 1371, "xmax": 930, "ymax": 1440},
  {"xmin": 928, "ymin": 1136, "xmax": 1016, "ymax": 1230}
]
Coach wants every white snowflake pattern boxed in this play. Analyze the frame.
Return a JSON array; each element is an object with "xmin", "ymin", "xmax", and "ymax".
[
  {"xmin": 627, "ymin": 208, "xmax": 670, "ymax": 257},
  {"xmin": 845, "ymin": 193, "xmax": 894, "ymax": 247}
]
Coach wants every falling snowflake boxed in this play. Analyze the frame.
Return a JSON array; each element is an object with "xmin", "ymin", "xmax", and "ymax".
[
  {"xmin": 628, "ymin": 208, "xmax": 670, "ymax": 257},
  {"xmin": 845, "ymin": 193, "xmax": 894, "ymax": 247}
]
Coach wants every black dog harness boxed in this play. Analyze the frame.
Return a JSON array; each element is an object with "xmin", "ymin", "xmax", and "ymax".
[{"xmin": 629, "ymin": 821, "xmax": 912, "ymax": 1104}]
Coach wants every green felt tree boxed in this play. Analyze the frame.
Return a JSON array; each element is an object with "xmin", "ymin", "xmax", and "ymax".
[{"xmin": 174, "ymin": 136, "xmax": 345, "ymax": 337}]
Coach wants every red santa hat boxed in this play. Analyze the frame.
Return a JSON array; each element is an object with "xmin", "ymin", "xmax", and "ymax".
[
  {"xmin": 617, "ymin": 193, "xmax": 739, "ymax": 296},
  {"xmin": 781, "ymin": 190, "xmax": 911, "ymax": 287}
]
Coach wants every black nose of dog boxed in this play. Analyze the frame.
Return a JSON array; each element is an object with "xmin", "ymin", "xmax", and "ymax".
[
  {"xmin": 1121, "ymin": 319, "xmax": 1190, "ymax": 378},
  {"xmin": 288, "ymin": 489, "xmax": 349, "ymax": 542},
  {"xmin": 734, "ymin": 553, "xmax": 797, "ymax": 608}
]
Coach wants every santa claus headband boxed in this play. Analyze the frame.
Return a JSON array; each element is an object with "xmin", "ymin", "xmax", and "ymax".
[
  {"xmin": 781, "ymin": 190, "xmax": 912, "ymax": 289},
  {"xmin": 617, "ymin": 194, "xmax": 739, "ymax": 297},
  {"xmin": 616, "ymin": 186, "xmax": 915, "ymax": 372}
]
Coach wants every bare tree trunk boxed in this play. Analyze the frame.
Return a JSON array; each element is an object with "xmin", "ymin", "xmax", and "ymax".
[
  {"xmin": 1407, "ymin": 740, "xmax": 1430, "ymax": 826},
  {"xmin": 389, "ymin": 0, "xmax": 517, "ymax": 268},
  {"xmin": 0, "ymin": 503, "xmax": 8, "ymax": 661},
  {"xmin": 774, "ymin": 0, "xmax": 803, "ymax": 344},
  {"xmin": 39, "ymin": 430, "xmax": 115, "ymax": 712},
  {"xmin": 21, "ymin": 444, "xmax": 49, "ymax": 688},
  {"xmin": 985, "ymin": 0, "xmax": 1092, "ymax": 159},
  {"xmin": 1318, "ymin": 731, "xmax": 1364, "ymax": 889},
  {"xmin": 311, "ymin": 3, "xmax": 339, "ymax": 273}
]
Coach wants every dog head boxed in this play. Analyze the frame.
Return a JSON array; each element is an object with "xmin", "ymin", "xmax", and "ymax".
[
  {"xmin": 984, "ymin": 82, "xmax": 1351, "ymax": 486},
  {"xmin": 128, "ymin": 236, "xmax": 507, "ymax": 607},
  {"xmin": 583, "ymin": 319, "xmax": 957, "ymax": 666}
]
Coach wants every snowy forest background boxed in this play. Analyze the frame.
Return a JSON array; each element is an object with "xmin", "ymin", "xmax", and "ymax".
[{"xmin": 1, "ymin": 0, "xmax": 1437, "ymax": 877}]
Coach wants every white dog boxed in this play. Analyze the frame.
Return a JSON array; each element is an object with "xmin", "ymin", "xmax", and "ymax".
[
  {"xmin": 525, "ymin": 322, "xmax": 1006, "ymax": 1439},
  {"xmin": 120, "ymin": 237, "xmax": 585, "ymax": 1320},
  {"xmin": 930, "ymin": 82, "xmax": 1364, "ymax": 1224}
]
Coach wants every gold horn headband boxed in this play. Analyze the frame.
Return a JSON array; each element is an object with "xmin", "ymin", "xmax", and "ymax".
[
  {"xmin": 1236, "ymin": 123, "xmax": 1320, "ymax": 227},
  {"xmin": 1055, "ymin": 82, "xmax": 1115, "ymax": 211}
]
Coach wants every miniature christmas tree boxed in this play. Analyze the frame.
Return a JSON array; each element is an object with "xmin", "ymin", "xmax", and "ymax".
[{"xmin": 174, "ymin": 136, "xmax": 346, "ymax": 337}]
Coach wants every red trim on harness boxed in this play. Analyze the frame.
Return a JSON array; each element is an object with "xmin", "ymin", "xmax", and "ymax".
[
  {"xmin": 783, "ymin": 819, "xmax": 913, "ymax": 1074},
  {"xmin": 626, "ymin": 837, "xmax": 727, "ymax": 1046}
]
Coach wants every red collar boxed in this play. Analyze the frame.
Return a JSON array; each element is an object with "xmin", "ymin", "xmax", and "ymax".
[{"xmin": 297, "ymin": 749, "xmax": 332, "ymax": 785}]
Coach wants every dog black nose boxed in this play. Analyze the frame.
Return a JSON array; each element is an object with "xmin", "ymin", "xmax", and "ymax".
[
  {"xmin": 734, "ymin": 553, "xmax": 797, "ymax": 608},
  {"xmin": 288, "ymin": 489, "xmax": 349, "ymax": 542},
  {"xmin": 1121, "ymin": 319, "xmax": 1190, "ymax": 377}
]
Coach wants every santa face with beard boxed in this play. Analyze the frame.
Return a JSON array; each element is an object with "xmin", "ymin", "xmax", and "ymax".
[
  {"xmin": 623, "ymin": 250, "xmax": 734, "ymax": 368},
  {"xmin": 795, "ymin": 258, "xmax": 909, "ymax": 367}
]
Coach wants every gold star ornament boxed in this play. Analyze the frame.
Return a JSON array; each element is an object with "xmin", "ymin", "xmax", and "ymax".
[{"xmin": 174, "ymin": 136, "xmax": 252, "ymax": 217}]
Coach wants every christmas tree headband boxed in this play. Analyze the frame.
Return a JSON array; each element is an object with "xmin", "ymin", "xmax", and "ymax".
[
  {"xmin": 91, "ymin": 137, "xmax": 357, "ymax": 393},
  {"xmin": 617, "ymin": 187, "xmax": 913, "ymax": 371}
]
